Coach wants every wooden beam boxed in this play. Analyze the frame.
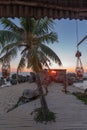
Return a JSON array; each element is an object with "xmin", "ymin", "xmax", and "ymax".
[{"xmin": 0, "ymin": 1, "xmax": 87, "ymax": 13}]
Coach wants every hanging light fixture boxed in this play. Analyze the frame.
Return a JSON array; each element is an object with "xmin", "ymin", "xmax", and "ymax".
[
  {"xmin": 75, "ymin": 20, "xmax": 84, "ymax": 79},
  {"xmin": 2, "ymin": 59, "xmax": 10, "ymax": 78}
]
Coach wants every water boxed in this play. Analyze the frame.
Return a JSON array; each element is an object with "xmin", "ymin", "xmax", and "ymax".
[
  {"xmin": 73, "ymin": 80, "xmax": 87, "ymax": 90},
  {"xmin": 0, "ymin": 72, "xmax": 30, "ymax": 77}
]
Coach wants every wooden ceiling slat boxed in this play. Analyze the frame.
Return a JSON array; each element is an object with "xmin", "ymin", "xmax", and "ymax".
[{"xmin": 0, "ymin": 0, "xmax": 86, "ymax": 19}]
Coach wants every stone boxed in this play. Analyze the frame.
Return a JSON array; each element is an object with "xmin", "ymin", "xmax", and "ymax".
[{"xmin": 22, "ymin": 89, "xmax": 39, "ymax": 99}]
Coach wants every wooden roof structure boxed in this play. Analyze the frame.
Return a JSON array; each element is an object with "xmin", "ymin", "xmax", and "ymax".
[{"xmin": 0, "ymin": 0, "xmax": 87, "ymax": 20}]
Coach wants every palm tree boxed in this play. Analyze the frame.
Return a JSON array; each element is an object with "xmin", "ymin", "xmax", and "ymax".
[
  {"xmin": 0, "ymin": 30, "xmax": 20, "ymax": 78},
  {"xmin": 0, "ymin": 17, "xmax": 62, "ymax": 121}
]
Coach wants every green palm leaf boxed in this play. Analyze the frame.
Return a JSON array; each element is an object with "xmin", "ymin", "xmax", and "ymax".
[
  {"xmin": 0, "ymin": 18, "xmax": 23, "ymax": 35},
  {"xmin": 38, "ymin": 32, "xmax": 58, "ymax": 44},
  {"xmin": 17, "ymin": 56, "xmax": 26, "ymax": 72},
  {"xmin": 40, "ymin": 44, "xmax": 62, "ymax": 65},
  {"xmin": 35, "ymin": 17, "xmax": 54, "ymax": 35}
]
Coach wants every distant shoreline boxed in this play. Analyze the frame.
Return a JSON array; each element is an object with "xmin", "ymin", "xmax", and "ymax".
[{"xmin": 0, "ymin": 71, "xmax": 31, "ymax": 77}]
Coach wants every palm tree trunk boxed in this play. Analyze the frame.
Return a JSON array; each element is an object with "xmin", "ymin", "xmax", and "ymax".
[{"xmin": 36, "ymin": 73, "xmax": 49, "ymax": 118}]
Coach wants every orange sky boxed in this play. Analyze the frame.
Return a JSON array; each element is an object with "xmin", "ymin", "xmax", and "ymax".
[
  {"xmin": 11, "ymin": 67, "xmax": 32, "ymax": 73},
  {"xmin": 0, "ymin": 65, "xmax": 87, "ymax": 73}
]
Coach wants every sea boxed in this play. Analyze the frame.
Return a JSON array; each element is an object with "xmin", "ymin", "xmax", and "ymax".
[
  {"xmin": 71, "ymin": 72, "xmax": 87, "ymax": 90},
  {"xmin": 0, "ymin": 72, "xmax": 30, "ymax": 77},
  {"xmin": 73, "ymin": 80, "xmax": 87, "ymax": 90}
]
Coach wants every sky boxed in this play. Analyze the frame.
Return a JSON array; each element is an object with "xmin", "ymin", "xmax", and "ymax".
[
  {"xmin": 48, "ymin": 19, "xmax": 87, "ymax": 72},
  {"xmin": 0, "ymin": 18, "xmax": 87, "ymax": 73}
]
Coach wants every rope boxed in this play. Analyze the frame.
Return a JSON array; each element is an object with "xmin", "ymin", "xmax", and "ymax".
[
  {"xmin": 75, "ymin": 20, "xmax": 84, "ymax": 78},
  {"xmin": 75, "ymin": 20, "xmax": 79, "ymax": 50}
]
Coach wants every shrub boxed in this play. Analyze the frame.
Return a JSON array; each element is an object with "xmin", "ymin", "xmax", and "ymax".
[
  {"xmin": 72, "ymin": 92, "xmax": 87, "ymax": 104},
  {"xmin": 33, "ymin": 107, "xmax": 56, "ymax": 123}
]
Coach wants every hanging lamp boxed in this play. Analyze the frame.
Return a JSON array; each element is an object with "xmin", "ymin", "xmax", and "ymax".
[
  {"xmin": 2, "ymin": 59, "xmax": 10, "ymax": 78},
  {"xmin": 75, "ymin": 20, "xmax": 84, "ymax": 79}
]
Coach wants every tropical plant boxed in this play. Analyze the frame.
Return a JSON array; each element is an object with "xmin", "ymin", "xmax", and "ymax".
[
  {"xmin": 0, "ymin": 30, "xmax": 20, "ymax": 78},
  {"xmin": 0, "ymin": 17, "xmax": 62, "ymax": 122}
]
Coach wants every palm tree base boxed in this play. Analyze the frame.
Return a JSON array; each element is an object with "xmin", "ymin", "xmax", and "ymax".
[{"xmin": 33, "ymin": 107, "xmax": 56, "ymax": 123}]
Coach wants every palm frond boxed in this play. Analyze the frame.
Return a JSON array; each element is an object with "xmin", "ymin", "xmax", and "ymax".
[
  {"xmin": 40, "ymin": 44, "xmax": 62, "ymax": 65},
  {"xmin": 0, "ymin": 46, "xmax": 19, "ymax": 62},
  {"xmin": 17, "ymin": 56, "xmax": 26, "ymax": 72},
  {"xmin": 38, "ymin": 32, "xmax": 58, "ymax": 44},
  {"xmin": 35, "ymin": 17, "xmax": 54, "ymax": 35},
  {"xmin": 37, "ymin": 50, "xmax": 51, "ymax": 68},
  {"xmin": 0, "ymin": 18, "xmax": 23, "ymax": 35},
  {"xmin": 26, "ymin": 49, "xmax": 43, "ymax": 72},
  {"xmin": 0, "ymin": 41, "xmax": 21, "ymax": 56},
  {"xmin": 0, "ymin": 30, "xmax": 22, "ymax": 49},
  {"xmin": 20, "ymin": 18, "xmax": 36, "ymax": 33}
]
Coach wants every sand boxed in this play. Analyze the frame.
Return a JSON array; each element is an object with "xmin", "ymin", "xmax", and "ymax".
[
  {"xmin": 0, "ymin": 82, "xmax": 87, "ymax": 130},
  {"xmin": 0, "ymin": 82, "xmax": 37, "ymax": 115}
]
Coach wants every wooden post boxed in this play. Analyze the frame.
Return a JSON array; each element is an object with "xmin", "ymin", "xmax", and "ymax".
[
  {"xmin": 60, "ymin": 69, "xmax": 67, "ymax": 93},
  {"xmin": 63, "ymin": 71, "xmax": 67, "ymax": 93}
]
